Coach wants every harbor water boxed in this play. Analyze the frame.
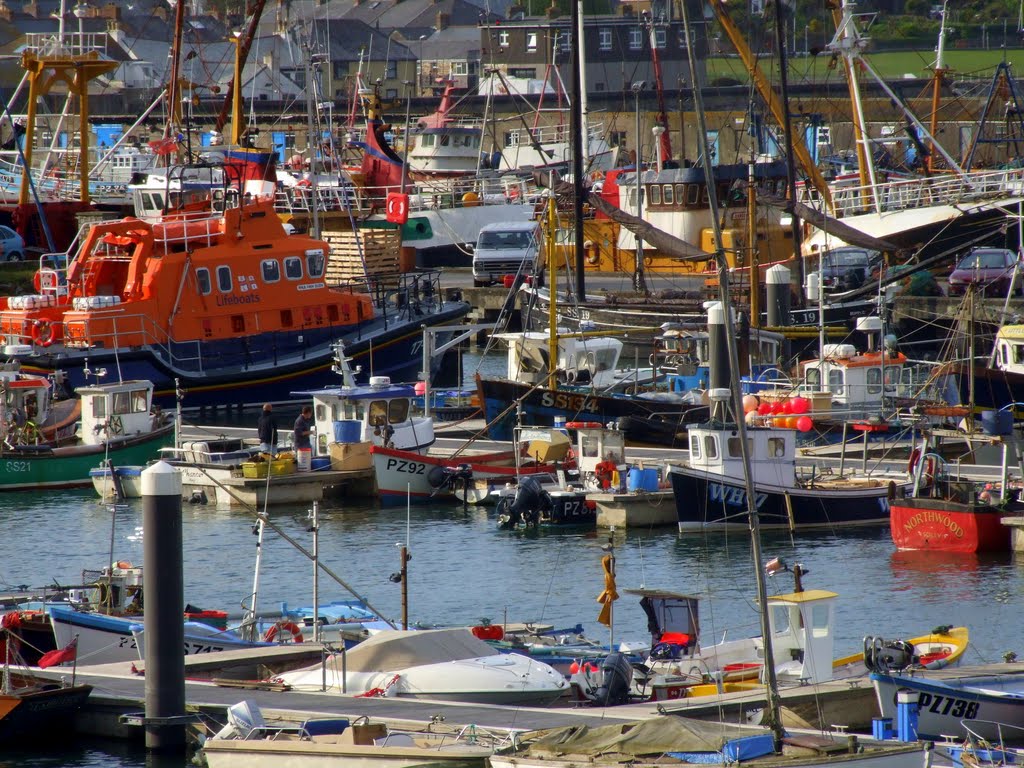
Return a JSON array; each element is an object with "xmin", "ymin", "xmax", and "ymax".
[{"xmin": 4, "ymin": 485, "xmax": 1024, "ymax": 766}]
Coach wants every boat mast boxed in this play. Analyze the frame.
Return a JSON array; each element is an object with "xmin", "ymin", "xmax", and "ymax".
[
  {"xmin": 927, "ymin": 1, "xmax": 949, "ymax": 173},
  {"xmin": 163, "ymin": 0, "xmax": 186, "ymax": 162},
  {"xmin": 215, "ymin": 0, "xmax": 269, "ymax": 141},
  {"xmin": 644, "ymin": 10, "xmax": 672, "ymax": 167},
  {"xmin": 575, "ymin": 7, "xmax": 592, "ymax": 168},
  {"xmin": 681, "ymin": 0, "xmax": 784, "ymax": 740},
  {"xmin": 772, "ymin": 1, "xmax": 804, "ymax": 299},
  {"xmin": 571, "ymin": 0, "xmax": 586, "ymax": 300}
]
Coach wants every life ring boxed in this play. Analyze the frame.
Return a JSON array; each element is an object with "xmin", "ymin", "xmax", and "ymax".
[
  {"xmin": 264, "ymin": 621, "xmax": 304, "ymax": 644},
  {"xmin": 31, "ymin": 320, "xmax": 54, "ymax": 347},
  {"xmin": 508, "ymin": 185, "xmax": 521, "ymax": 201},
  {"xmin": 296, "ymin": 179, "xmax": 312, "ymax": 188},
  {"xmin": 565, "ymin": 421, "xmax": 602, "ymax": 430},
  {"xmin": 907, "ymin": 447, "xmax": 921, "ymax": 475},
  {"xmin": 585, "ymin": 241, "xmax": 599, "ymax": 265}
]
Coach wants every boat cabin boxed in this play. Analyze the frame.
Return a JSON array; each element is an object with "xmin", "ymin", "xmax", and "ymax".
[
  {"xmin": 497, "ymin": 331, "xmax": 624, "ymax": 388},
  {"xmin": 624, "ymin": 588, "xmax": 701, "ymax": 657},
  {"xmin": 298, "ymin": 375, "xmax": 435, "ymax": 457},
  {"xmin": 687, "ymin": 422, "xmax": 796, "ymax": 488},
  {"xmin": 657, "ymin": 324, "xmax": 786, "ymax": 394},
  {"xmin": 78, "ymin": 380, "xmax": 157, "ymax": 446},
  {"xmin": 70, "ymin": 561, "xmax": 144, "ymax": 616},
  {"xmin": 0, "ymin": 367, "xmax": 52, "ymax": 433},
  {"xmin": 799, "ymin": 344, "xmax": 907, "ymax": 410},
  {"xmin": 993, "ymin": 324, "xmax": 1024, "ymax": 374},
  {"xmin": 766, "ymin": 589, "xmax": 837, "ymax": 685},
  {"xmin": 570, "ymin": 422, "xmax": 626, "ymax": 479}
]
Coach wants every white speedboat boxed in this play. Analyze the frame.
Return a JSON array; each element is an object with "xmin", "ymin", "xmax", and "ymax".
[{"xmin": 276, "ymin": 627, "xmax": 569, "ymax": 706}]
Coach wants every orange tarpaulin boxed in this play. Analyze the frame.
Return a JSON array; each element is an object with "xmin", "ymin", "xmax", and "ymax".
[{"xmin": 596, "ymin": 553, "xmax": 618, "ymax": 627}]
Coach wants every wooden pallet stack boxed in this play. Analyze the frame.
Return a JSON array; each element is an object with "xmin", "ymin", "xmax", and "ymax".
[{"xmin": 323, "ymin": 228, "xmax": 401, "ymax": 286}]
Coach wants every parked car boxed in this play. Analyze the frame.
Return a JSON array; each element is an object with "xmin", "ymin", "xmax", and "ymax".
[
  {"xmin": 0, "ymin": 225, "xmax": 25, "ymax": 262},
  {"xmin": 470, "ymin": 221, "xmax": 542, "ymax": 287},
  {"xmin": 947, "ymin": 247, "xmax": 1021, "ymax": 297}
]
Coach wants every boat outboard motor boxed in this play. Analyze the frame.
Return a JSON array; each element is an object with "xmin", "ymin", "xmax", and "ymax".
[
  {"xmin": 497, "ymin": 475, "xmax": 544, "ymax": 529},
  {"xmin": 428, "ymin": 464, "xmax": 474, "ymax": 507},
  {"xmin": 864, "ymin": 636, "xmax": 916, "ymax": 672},
  {"xmin": 591, "ymin": 652, "xmax": 633, "ymax": 706}
]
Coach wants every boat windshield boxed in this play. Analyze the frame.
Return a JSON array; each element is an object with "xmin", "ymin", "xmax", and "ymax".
[{"xmin": 479, "ymin": 231, "xmax": 533, "ymax": 249}]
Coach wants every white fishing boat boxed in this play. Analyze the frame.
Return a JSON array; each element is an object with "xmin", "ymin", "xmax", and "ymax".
[{"xmin": 202, "ymin": 700, "xmax": 496, "ymax": 768}]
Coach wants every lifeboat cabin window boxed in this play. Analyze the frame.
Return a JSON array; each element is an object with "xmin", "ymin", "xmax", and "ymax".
[
  {"xmin": 582, "ymin": 434, "xmax": 600, "ymax": 458},
  {"xmin": 689, "ymin": 434, "xmax": 701, "ymax": 458},
  {"xmin": 421, "ymin": 134, "xmax": 435, "ymax": 147},
  {"xmin": 262, "ymin": 259, "xmax": 281, "ymax": 283},
  {"xmin": 703, "ymin": 435, "xmax": 718, "ymax": 459},
  {"xmin": 196, "ymin": 268, "xmax": 212, "ymax": 295},
  {"xmin": 687, "ymin": 185, "xmax": 699, "ymax": 206},
  {"xmin": 662, "ymin": 184, "xmax": 674, "ymax": 205},
  {"xmin": 811, "ymin": 604, "xmax": 830, "ymax": 638},
  {"xmin": 306, "ymin": 250, "xmax": 325, "ymax": 278},
  {"xmin": 216, "ymin": 266, "xmax": 232, "ymax": 292},
  {"xmin": 767, "ymin": 437, "xmax": 786, "ymax": 458},
  {"xmin": 804, "ymin": 367, "xmax": 820, "ymax": 389},
  {"xmin": 92, "ymin": 395, "xmax": 107, "ymax": 419},
  {"xmin": 284, "ymin": 256, "xmax": 303, "ymax": 280},
  {"xmin": 649, "ymin": 185, "xmax": 662, "ymax": 205}
]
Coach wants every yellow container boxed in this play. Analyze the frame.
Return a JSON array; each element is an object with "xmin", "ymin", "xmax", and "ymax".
[
  {"xmin": 270, "ymin": 459, "xmax": 295, "ymax": 476},
  {"xmin": 242, "ymin": 462, "xmax": 269, "ymax": 479}
]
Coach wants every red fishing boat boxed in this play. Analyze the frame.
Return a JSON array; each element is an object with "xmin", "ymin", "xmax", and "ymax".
[{"xmin": 890, "ymin": 434, "xmax": 1017, "ymax": 553}]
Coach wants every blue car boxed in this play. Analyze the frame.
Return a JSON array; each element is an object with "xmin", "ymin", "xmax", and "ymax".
[{"xmin": 0, "ymin": 225, "xmax": 25, "ymax": 262}]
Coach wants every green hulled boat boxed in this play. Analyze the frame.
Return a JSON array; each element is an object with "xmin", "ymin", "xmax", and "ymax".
[{"xmin": 0, "ymin": 379, "xmax": 173, "ymax": 491}]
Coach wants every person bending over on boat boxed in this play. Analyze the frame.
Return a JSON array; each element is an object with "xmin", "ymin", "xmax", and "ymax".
[
  {"xmin": 258, "ymin": 403, "xmax": 278, "ymax": 454},
  {"xmin": 293, "ymin": 406, "xmax": 313, "ymax": 450}
]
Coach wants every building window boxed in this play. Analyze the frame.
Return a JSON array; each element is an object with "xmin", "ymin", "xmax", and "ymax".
[
  {"xmin": 629, "ymin": 28, "xmax": 643, "ymax": 50},
  {"xmin": 385, "ymin": 61, "xmax": 397, "ymax": 79},
  {"xmin": 333, "ymin": 61, "xmax": 347, "ymax": 79},
  {"xmin": 654, "ymin": 29, "xmax": 666, "ymax": 48},
  {"xmin": 509, "ymin": 67, "xmax": 535, "ymax": 79},
  {"xmin": 385, "ymin": 88, "xmax": 398, "ymax": 99},
  {"xmin": 599, "ymin": 28, "xmax": 612, "ymax": 51},
  {"xmin": 559, "ymin": 31, "xmax": 571, "ymax": 51},
  {"xmin": 498, "ymin": 30, "xmax": 510, "ymax": 48},
  {"xmin": 610, "ymin": 130, "xmax": 626, "ymax": 147},
  {"xmin": 526, "ymin": 32, "xmax": 537, "ymax": 52},
  {"xmin": 452, "ymin": 61, "xmax": 468, "ymax": 76}
]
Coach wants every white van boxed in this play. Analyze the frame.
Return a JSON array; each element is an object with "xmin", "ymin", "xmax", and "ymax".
[{"xmin": 471, "ymin": 221, "xmax": 542, "ymax": 287}]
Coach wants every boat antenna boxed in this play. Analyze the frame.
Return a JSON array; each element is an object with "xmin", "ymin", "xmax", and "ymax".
[{"xmin": 681, "ymin": 0, "xmax": 784, "ymax": 742}]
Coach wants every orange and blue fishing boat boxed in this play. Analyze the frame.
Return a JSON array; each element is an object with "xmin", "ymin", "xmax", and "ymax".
[{"xmin": 0, "ymin": 179, "xmax": 469, "ymax": 408}]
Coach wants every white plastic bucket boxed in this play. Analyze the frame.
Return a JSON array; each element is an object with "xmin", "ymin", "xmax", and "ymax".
[{"xmin": 296, "ymin": 447, "xmax": 312, "ymax": 472}]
